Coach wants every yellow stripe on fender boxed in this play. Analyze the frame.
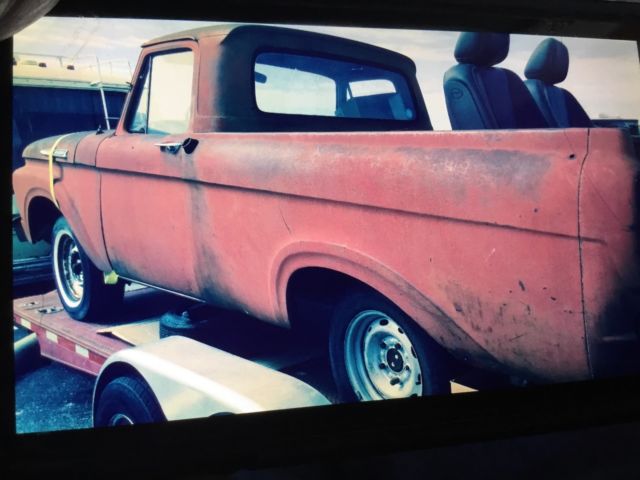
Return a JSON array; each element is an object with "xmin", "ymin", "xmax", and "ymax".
[{"xmin": 48, "ymin": 133, "xmax": 72, "ymax": 209}]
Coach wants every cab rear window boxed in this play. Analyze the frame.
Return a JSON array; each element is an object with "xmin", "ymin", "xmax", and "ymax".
[{"xmin": 254, "ymin": 52, "xmax": 415, "ymax": 121}]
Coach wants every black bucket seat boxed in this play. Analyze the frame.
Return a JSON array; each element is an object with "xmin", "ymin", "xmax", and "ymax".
[
  {"xmin": 524, "ymin": 37, "xmax": 592, "ymax": 128},
  {"xmin": 444, "ymin": 32, "xmax": 547, "ymax": 130}
]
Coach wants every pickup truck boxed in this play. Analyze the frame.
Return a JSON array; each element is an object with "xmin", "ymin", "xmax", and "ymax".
[{"xmin": 12, "ymin": 24, "xmax": 640, "ymax": 403}]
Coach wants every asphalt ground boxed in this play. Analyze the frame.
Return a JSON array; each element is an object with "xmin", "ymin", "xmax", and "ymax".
[
  {"xmin": 14, "ymin": 351, "xmax": 95, "ymax": 433},
  {"xmin": 13, "ymin": 280, "xmax": 95, "ymax": 433}
]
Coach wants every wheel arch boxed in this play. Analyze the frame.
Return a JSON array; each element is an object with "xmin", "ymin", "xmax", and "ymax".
[
  {"xmin": 24, "ymin": 192, "xmax": 61, "ymax": 243},
  {"xmin": 26, "ymin": 190, "xmax": 112, "ymax": 273},
  {"xmin": 273, "ymin": 242, "xmax": 498, "ymax": 372},
  {"xmin": 274, "ymin": 242, "xmax": 447, "ymax": 341}
]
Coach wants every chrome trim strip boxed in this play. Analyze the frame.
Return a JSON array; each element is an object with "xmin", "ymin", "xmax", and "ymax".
[{"xmin": 117, "ymin": 275, "xmax": 204, "ymax": 302}]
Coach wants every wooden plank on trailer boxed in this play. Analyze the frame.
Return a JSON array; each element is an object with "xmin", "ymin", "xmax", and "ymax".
[{"xmin": 98, "ymin": 320, "xmax": 160, "ymax": 346}]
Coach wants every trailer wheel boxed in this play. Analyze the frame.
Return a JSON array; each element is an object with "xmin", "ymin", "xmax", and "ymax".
[
  {"xmin": 52, "ymin": 217, "xmax": 124, "ymax": 322},
  {"xmin": 94, "ymin": 376, "xmax": 165, "ymax": 427},
  {"xmin": 329, "ymin": 290, "xmax": 450, "ymax": 402}
]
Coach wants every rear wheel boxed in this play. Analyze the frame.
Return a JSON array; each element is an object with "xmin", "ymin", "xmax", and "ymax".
[
  {"xmin": 329, "ymin": 290, "xmax": 450, "ymax": 402},
  {"xmin": 94, "ymin": 376, "xmax": 165, "ymax": 427},
  {"xmin": 52, "ymin": 216, "xmax": 124, "ymax": 322}
]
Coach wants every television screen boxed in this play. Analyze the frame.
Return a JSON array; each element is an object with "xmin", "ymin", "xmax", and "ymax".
[{"xmin": 5, "ymin": 0, "xmax": 640, "ymax": 477}]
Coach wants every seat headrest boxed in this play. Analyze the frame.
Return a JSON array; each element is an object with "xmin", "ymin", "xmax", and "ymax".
[
  {"xmin": 524, "ymin": 38, "xmax": 569, "ymax": 85},
  {"xmin": 454, "ymin": 32, "xmax": 510, "ymax": 67}
]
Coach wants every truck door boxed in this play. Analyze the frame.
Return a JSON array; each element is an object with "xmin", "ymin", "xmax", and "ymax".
[{"xmin": 96, "ymin": 47, "xmax": 200, "ymax": 296}]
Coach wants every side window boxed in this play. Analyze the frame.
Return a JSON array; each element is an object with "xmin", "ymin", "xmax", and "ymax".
[
  {"xmin": 255, "ymin": 56, "xmax": 336, "ymax": 116},
  {"xmin": 254, "ymin": 52, "xmax": 415, "ymax": 121},
  {"xmin": 128, "ymin": 50, "xmax": 194, "ymax": 135},
  {"xmin": 349, "ymin": 79, "xmax": 396, "ymax": 97}
]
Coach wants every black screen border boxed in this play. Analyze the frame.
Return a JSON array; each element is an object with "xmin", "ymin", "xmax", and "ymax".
[{"xmin": 3, "ymin": 0, "xmax": 640, "ymax": 478}]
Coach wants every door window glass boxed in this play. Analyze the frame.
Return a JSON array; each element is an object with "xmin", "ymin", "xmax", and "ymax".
[{"xmin": 128, "ymin": 50, "xmax": 194, "ymax": 134}]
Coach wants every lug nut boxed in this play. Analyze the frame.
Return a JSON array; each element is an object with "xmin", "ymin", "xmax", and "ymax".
[
  {"xmin": 390, "ymin": 378, "xmax": 401, "ymax": 386},
  {"xmin": 379, "ymin": 363, "xmax": 387, "ymax": 369}
]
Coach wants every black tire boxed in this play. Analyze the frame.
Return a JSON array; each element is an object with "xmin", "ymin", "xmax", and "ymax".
[
  {"xmin": 329, "ymin": 290, "xmax": 451, "ymax": 403},
  {"xmin": 94, "ymin": 375, "xmax": 165, "ymax": 427},
  {"xmin": 52, "ymin": 216, "xmax": 124, "ymax": 322}
]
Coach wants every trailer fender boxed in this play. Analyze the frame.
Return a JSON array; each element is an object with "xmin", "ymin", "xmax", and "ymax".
[{"xmin": 93, "ymin": 336, "xmax": 330, "ymax": 423}]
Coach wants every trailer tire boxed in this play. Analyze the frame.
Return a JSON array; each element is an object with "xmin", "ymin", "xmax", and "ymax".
[
  {"xmin": 94, "ymin": 375, "xmax": 165, "ymax": 427},
  {"xmin": 329, "ymin": 289, "xmax": 450, "ymax": 403},
  {"xmin": 52, "ymin": 216, "xmax": 124, "ymax": 322}
]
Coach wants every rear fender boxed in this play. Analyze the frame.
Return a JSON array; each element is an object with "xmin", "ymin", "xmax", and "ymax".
[{"xmin": 271, "ymin": 241, "xmax": 499, "ymax": 369}]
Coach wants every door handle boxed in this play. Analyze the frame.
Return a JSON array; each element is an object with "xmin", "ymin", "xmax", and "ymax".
[
  {"xmin": 154, "ymin": 142, "xmax": 182, "ymax": 154},
  {"xmin": 155, "ymin": 138, "xmax": 199, "ymax": 155}
]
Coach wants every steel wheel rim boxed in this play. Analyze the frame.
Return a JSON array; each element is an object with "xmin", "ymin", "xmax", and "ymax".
[
  {"xmin": 109, "ymin": 413, "xmax": 135, "ymax": 426},
  {"xmin": 344, "ymin": 309, "xmax": 423, "ymax": 401},
  {"xmin": 53, "ymin": 229, "xmax": 84, "ymax": 308}
]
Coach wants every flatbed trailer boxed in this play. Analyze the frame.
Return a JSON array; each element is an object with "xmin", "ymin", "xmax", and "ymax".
[
  {"xmin": 13, "ymin": 286, "xmax": 339, "ymax": 425},
  {"xmin": 13, "ymin": 286, "xmax": 193, "ymax": 376},
  {"xmin": 13, "ymin": 285, "xmax": 476, "ymax": 427}
]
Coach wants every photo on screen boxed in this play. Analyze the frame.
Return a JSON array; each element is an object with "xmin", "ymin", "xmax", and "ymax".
[{"xmin": 11, "ymin": 15, "xmax": 640, "ymax": 436}]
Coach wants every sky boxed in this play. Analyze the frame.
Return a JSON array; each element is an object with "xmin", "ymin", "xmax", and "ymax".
[{"xmin": 13, "ymin": 16, "xmax": 640, "ymax": 130}]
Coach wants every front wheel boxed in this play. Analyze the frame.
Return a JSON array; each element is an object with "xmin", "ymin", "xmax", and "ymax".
[
  {"xmin": 329, "ymin": 290, "xmax": 450, "ymax": 402},
  {"xmin": 52, "ymin": 216, "xmax": 124, "ymax": 322}
]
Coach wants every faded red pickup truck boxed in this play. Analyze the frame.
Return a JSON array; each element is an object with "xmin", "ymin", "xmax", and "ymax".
[{"xmin": 13, "ymin": 24, "xmax": 640, "ymax": 402}]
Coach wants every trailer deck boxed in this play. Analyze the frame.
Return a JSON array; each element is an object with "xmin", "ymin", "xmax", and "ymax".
[
  {"xmin": 12, "ymin": 285, "xmax": 335, "ymax": 384},
  {"xmin": 13, "ymin": 286, "xmax": 477, "ymax": 402},
  {"xmin": 12, "ymin": 286, "xmax": 196, "ymax": 375}
]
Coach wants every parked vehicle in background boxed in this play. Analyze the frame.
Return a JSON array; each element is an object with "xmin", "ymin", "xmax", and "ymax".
[{"xmin": 12, "ymin": 54, "xmax": 130, "ymax": 287}]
